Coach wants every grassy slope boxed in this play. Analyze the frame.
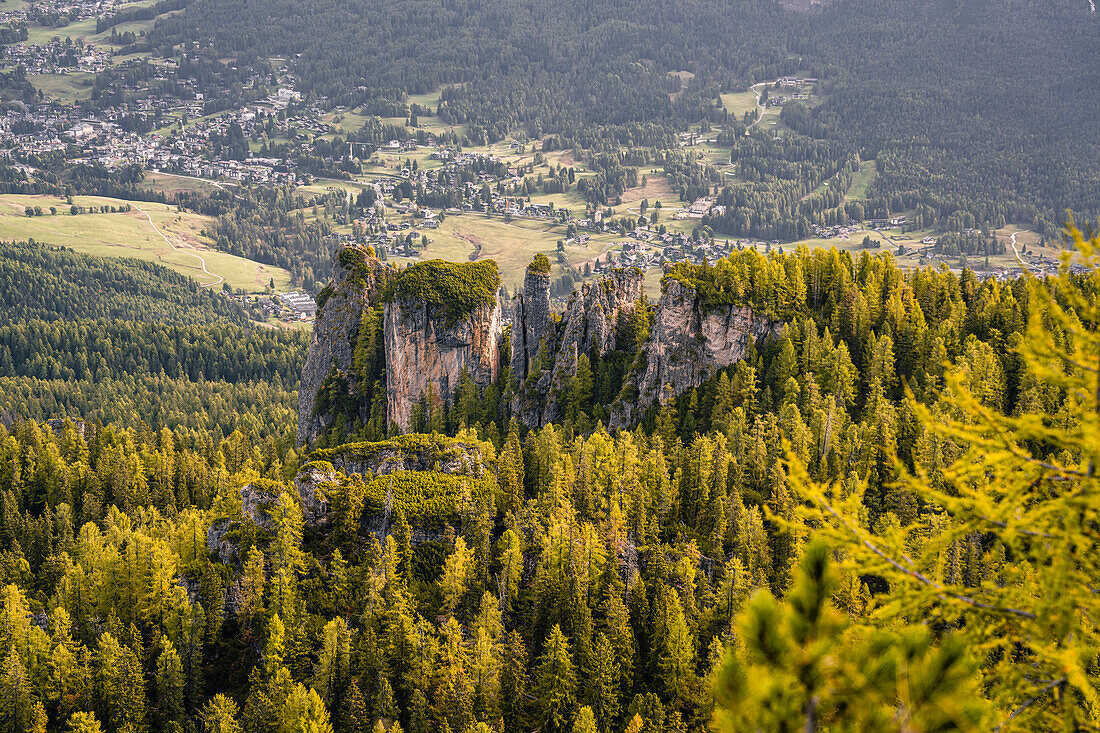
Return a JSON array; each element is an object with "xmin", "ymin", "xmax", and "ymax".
[
  {"xmin": 0, "ymin": 194, "xmax": 291, "ymax": 292},
  {"xmin": 845, "ymin": 160, "xmax": 878, "ymax": 202}
]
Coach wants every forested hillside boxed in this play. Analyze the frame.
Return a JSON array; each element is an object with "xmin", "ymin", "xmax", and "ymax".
[
  {"xmin": 0, "ymin": 242, "xmax": 307, "ymax": 438},
  {"xmin": 0, "ymin": 225, "xmax": 1097, "ymax": 731},
  {"xmin": 786, "ymin": 0, "xmax": 1100, "ymax": 238},
  {"xmin": 149, "ymin": 0, "xmax": 1099, "ymax": 235},
  {"xmin": 0, "ymin": 241, "xmax": 243, "ymax": 325}
]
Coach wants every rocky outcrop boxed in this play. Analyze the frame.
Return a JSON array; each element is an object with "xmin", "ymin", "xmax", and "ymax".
[
  {"xmin": 207, "ymin": 468, "xmax": 339, "ymax": 563},
  {"xmin": 297, "ymin": 245, "xmax": 387, "ymax": 445},
  {"xmin": 298, "ymin": 244, "xmax": 779, "ymax": 439},
  {"xmin": 384, "ymin": 295, "xmax": 502, "ymax": 432},
  {"xmin": 512, "ymin": 268, "xmax": 645, "ymax": 427},
  {"xmin": 510, "ymin": 264, "xmax": 553, "ymax": 382},
  {"xmin": 298, "ymin": 249, "xmax": 504, "ymax": 444},
  {"xmin": 311, "ymin": 435, "xmax": 488, "ymax": 478},
  {"xmin": 555, "ymin": 268, "xmax": 645, "ymax": 367},
  {"xmin": 540, "ymin": 269, "xmax": 645, "ymax": 424},
  {"xmin": 611, "ymin": 278, "xmax": 780, "ymax": 428}
]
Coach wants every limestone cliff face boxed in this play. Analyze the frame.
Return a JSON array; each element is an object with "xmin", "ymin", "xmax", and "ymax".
[
  {"xmin": 384, "ymin": 296, "xmax": 502, "ymax": 432},
  {"xmin": 512, "ymin": 268, "xmax": 644, "ymax": 427},
  {"xmin": 611, "ymin": 278, "xmax": 780, "ymax": 428},
  {"xmin": 299, "ymin": 245, "xmax": 777, "ymax": 440},
  {"xmin": 510, "ymin": 265, "xmax": 552, "ymax": 382},
  {"xmin": 298, "ymin": 248, "xmax": 503, "ymax": 444},
  {"xmin": 297, "ymin": 245, "xmax": 387, "ymax": 445}
]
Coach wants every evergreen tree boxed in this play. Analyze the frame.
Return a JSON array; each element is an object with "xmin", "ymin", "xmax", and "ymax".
[
  {"xmin": 202, "ymin": 695, "xmax": 243, "ymax": 733},
  {"xmin": 535, "ymin": 625, "xmax": 576, "ymax": 733},
  {"xmin": 713, "ymin": 541, "xmax": 987, "ymax": 731}
]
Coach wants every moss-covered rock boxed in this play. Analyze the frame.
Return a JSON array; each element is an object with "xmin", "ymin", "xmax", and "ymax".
[{"xmin": 385, "ymin": 259, "xmax": 500, "ymax": 323}]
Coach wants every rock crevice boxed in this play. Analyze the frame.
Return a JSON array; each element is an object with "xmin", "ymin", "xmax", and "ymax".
[{"xmin": 297, "ymin": 245, "xmax": 385, "ymax": 445}]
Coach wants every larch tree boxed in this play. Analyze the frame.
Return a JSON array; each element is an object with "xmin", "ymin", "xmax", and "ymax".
[
  {"xmin": 535, "ymin": 625, "xmax": 576, "ymax": 733},
  {"xmin": 785, "ymin": 227, "xmax": 1100, "ymax": 729}
]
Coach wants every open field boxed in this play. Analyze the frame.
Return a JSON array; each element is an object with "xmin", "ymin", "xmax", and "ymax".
[
  {"xmin": 788, "ymin": 229, "xmax": 896, "ymax": 252},
  {"xmin": 846, "ymin": 160, "xmax": 878, "ymax": 201},
  {"xmin": 322, "ymin": 109, "xmax": 371, "ymax": 136},
  {"xmin": 379, "ymin": 91, "xmax": 463, "ymax": 136},
  {"xmin": 19, "ymin": 0, "xmax": 178, "ymax": 46},
  {"xmin": 757, "ymin": 106, "xmax": 788, "ymax": 133},
  {"xmin": 0, "ymin": 194, "xmax": 290, "ymax": 292},
  {"xmin": 387, "ymin": 213, "xmax": 615, "ymax": 291},
  {"xmin": 105, "ymin": 6, "xmax": 183, "ymax": 38},
  {"xmin": 406, "ymin": 89, "xmax": 445, "ymax": 110},
  {"xmin": 143, "ymin": 171, "xmax": 228, "ymax": 195},
  {"xmin": 28, "ymin": 72, "xmax": 96, "ymax": 103},
  {"xmin": 382, "ymin": 111, "xmax": 461, "ymax": 137},
  {"xmin": 365, "ymin": 147, "xmax": 447, "ymax": 173},
  {"xmin": 721, "ymin": 90, "xmax": 759, "ymax": 118},
  {"xmin": 295, "ymin": 179, "xmax": 371, "ymax": 197},
  {"xmin": 525, "ymin": 187, "xmax": 590, "ymax": 212},
  {"xmin": 643, "ymin": 267, "xmax": 664, "ymax": 298},
  {"xmin": 23, "ymin": 17, "xmax": 98, "ymax": 44},
  {"xmin": 619, "ymin": 174, "xmax": 674, "ymax": 206}
]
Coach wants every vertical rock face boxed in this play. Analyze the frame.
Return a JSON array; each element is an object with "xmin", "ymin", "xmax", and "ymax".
[
  {"xmin": 384, "ymin": 296, "xmax": 502, "ymax": 433},
  {"xmin": 298, "ymin": 246, "xmax": 777, "ymax": 441},
  {"xmin": 510, "ymin": 265, "xmax": 553, "ymax": 382},
  {"xmin": 611, "ymin": 278, "xmax": 780, "ymax": 428},
  {"xmin": 298, "ymin": 245, "xmax": 386, "ymax": 445},
  {"xmin": 299, "ymin": 251, "xmax": 502, "ymax": 445},
  {"xmin": 553, "ymin": 268, "xmax": 645, "ymax": 363},
  {"xmin": 511, "ymin": 267, "xmax": 645, "ymax": 427}
]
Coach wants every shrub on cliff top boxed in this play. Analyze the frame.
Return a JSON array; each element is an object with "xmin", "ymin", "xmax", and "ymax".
[
  {"xmin": 311, "ymin": 433, "xmax": 481, "ymax": 470},
  {"xmin": 663, "ymin": 249, "xmax": 808, "ymax": 319},
  {"xmin": 329, "ymin": 469, "xmax": 495, "ymax": 527},
  {"xmin": 337, "ymin": 245, "xmax": 388, "ymax": 290},
  {"xmin": 529, "ymin": 253, "xmax": 551, "ymax": 275},
  {"xmin": 385, "ymin": 259, "xmax": 499, "ymax": 321}
]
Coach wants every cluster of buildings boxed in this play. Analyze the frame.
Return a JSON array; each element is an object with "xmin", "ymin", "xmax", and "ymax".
[
  {"xmin": 810, "ymin": 223, "xmax": 863, "ymax": 239},
  {"xmin": 0, "ymin": 0, "xmax": 136, "ymax": 26},
  {"xmin": 675, "ymin": 197, "xmax": 717, "ymax": 220},
  {"xmin": 588, "ymin": 227, "xmax": 754, "ymax": 272},
  {"xmin": 866, "ymin": 215, "xmax": 908, "ymax": 229},
  {"xmin": 374, "ymin": 150, "xmax": 574, "ymax": 225},
  {"xmin": 1, "ymin": 59, "xmax": 337, "ymax": 186},
  {"xmin": 3, "ymin": 40, "xmax": 111, "ymax": 75},
  {"xmin": 276, "ymin": 291, "xmax": 317, "ymax": 319}
]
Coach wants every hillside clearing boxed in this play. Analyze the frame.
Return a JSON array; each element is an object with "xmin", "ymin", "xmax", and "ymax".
[{"xmin": 0, "ymin": 194, "xmax": 290, "ymax": 292}]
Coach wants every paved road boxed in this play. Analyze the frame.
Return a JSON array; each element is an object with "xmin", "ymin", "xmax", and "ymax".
[{"xmin": 132, "ymin": 203, "xmax": 224, "ymax": 288}]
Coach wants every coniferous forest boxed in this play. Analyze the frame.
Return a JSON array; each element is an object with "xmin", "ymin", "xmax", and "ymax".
[
  {"xmin": 0, "ymin": 227, "xmax": 1095, "ymax": 732},
  {"xmin": 0, "ymin": 0, "xmax": 1098, "ymax": 730}
]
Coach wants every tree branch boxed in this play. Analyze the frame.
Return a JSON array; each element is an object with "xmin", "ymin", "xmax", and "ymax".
[
  {"xmin": 814, "ymin": 496, "xmax": 1037, "ymax": 620},
  {"xmin": 993, "ymin": 678, "xmax": 1064, "ymax": 731}
]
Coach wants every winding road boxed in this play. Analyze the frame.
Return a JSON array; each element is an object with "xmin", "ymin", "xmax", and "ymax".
[
  {"xmin": 131, "ymin": 203, "xmax": 224, "ymax": 288},
  {"xmin": 746, "ymin": 82, "xmax": 768, "ymax": 135},
  {"xmin": 1009, "ymin": 231, "xmax": 1028, "ymax": 268}
]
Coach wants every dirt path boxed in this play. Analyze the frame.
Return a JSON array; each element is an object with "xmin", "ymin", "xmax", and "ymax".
[
  {"xmin": 746, "ymin": 82, "xmax": 768, "ymax": 135},
  {"xmin": 1009, "ymin": 231, "xmax": 1027, "ymax": 267},
  {"xmin": 131, "ymin": 203, "xmax": 224, "ymax": 288}
]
